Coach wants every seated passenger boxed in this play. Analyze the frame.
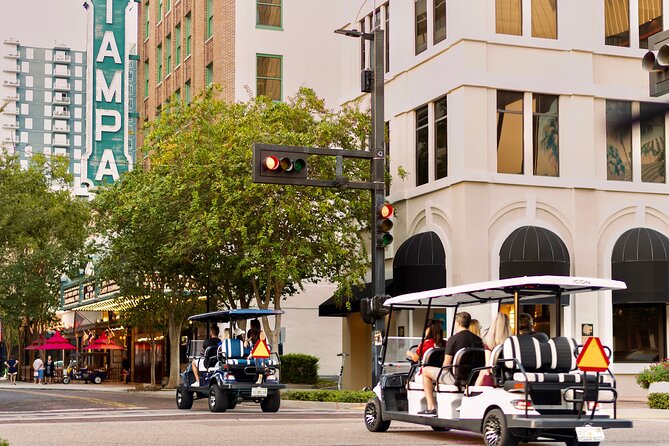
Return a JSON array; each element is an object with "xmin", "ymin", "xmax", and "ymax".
[
  {"xmin": 469, "ymin": 319, "xmax": 482, "ymax": 337},
  {"xmin": 406, "ymin": 319, "xmax": 444, "ymax": 364},
  {"xmin": 245, "ymin": 319, "xmax": 267, "ymax": 384},
  {"xmin": 518, "ymin": 313, "xmax": 549, "ymax": 343},
  {"xmin": 420, "ymin": 312, "xmax": 483, "ymax": 416},
  {"xmin": 475, "ymin": 312, "xmax": 511, "ymax": 386},
  {"xmin": 191, "ymin": 326, "xmax": 221, "ymax": 386}
]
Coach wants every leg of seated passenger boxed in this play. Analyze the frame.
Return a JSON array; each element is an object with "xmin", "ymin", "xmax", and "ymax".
[
  {"xmin": 420, "ymin": 367, "xmax": 437, "ymax": 414},
  {"xmin": 191, "ymin": 359, "xmax": 200, "ymax": 385}
]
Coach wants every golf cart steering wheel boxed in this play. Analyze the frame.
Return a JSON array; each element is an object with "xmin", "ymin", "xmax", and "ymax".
[
  {"xmin": 406, "ymin": 344, "xmax": 419, "ymax": 364},
  {"xmin": 217, "ymin": 344, "xmax": 224, "ymax": 361}
]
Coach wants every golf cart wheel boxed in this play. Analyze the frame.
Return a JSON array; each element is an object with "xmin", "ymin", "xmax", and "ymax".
[
  {"xmin": 62, "ymin": 376, "xmax": 71, "ymax": 384},
  {"xmin": 364, "ymin": 397, "xmax": 390, "ymax": 433},
  {"xmin": 482, "ymin": 408, "xmax": 519, "ymax": 446},
  {"xmin": 565, "ymin": 439, "xmax": 599, "ymax": 446},
  {"xmin": 260, "ymin": 391, "xmax": 281, "ymax": 413},
  {"xmin": 93, "ymin": 376, "xmax": 102, "ymax": 384},
  {"xmin": 431, "ymin": 426, "xmax": 450, "ymax": 432},
  {"xmin": 228, "ymin": 399, "xmax": 237, "ymax": 410},
  {"xmin": 176, "ymin": 385, "xmax": 194, "ymax": 410},
  {"xmin": 208, "ymin": 384, "xmax": 229, "ymax": 413}
]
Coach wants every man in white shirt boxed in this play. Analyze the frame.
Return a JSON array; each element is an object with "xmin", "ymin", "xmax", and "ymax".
[{"xmin": 32, "ymin": 356, "xmax": 44, "ymax": 384}]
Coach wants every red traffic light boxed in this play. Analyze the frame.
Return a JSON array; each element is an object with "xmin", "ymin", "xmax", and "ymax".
[
  {"xmin": 379, "ymin": 203, "xmax": 394, "ymax": 219},
  {"xmin": 264, "ymin": 156, "xmax": 280, "ymax": 171}
]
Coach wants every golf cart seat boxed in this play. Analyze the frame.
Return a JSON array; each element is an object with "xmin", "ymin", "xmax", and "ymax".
[
  {"xmin": 436, "ymin": 347, "xmax": 485, "ymax": 392},
  {"xmin": 219, "ymin": 339, "xmax": 255, "ymax": 365},
  {"xmin": 406, "ymin": 347, "xmax": 445, "ymax": 390}
]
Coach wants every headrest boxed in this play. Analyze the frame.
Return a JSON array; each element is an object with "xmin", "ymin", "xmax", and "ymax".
[{"xmin": 502, "ymin": 336, "xmax": 542, "ymax": 371}]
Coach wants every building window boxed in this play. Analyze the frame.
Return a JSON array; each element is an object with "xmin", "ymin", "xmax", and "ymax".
[
  {"xmin": 257, "ymin": 0, "xmax": 281, "ymax": 28},
  {"xmin": 256, "ymin": 54, "xmax": 282, "ymax": 101},
  {"xmin": 416, "ymin": 105, "xmax": 429, "ymax": 186},
  {"xmin": 144, "ymin": 61, "xmax": 149, "ymax": 98},
  {"xmin": 185, "ymin": 80, "xmax": 191, "ymax": 104},
  {"xmin": 165, "ymin": 34, "xmax": 171, "ymax": 74},
  {"xmin": 497, "ymin": 90, "xmax": 524, "ymax": 174},
  {"xmin": 415, "ymin": 0, "xmax": 428, "ymax": 55},
  {"xmin": 434, "ymin": 96, "xmax": 448, "ymax": 179},
  {"xmin": 144, "ymin": 1, "xmax": 150, "ymax": 39},
  {"xmin": 532, "ymin": 94, "xmax": 559, "ymax": 176},
  {"xmin": 606, "ymin": 100, "xmax": 632, "ymax": 181},
  {"xmin": 639, "ymin": 0, "xmax": 662, "ymax": 49},
  {"xmin": 640, "ymin": 102, "xmax": 666, "ymax": 183},
  {"xmin": 206, "ymin": 63, "xmax": 213, "ymax": 86},
  {"xmin": 385, "ymin": 5, "xmax": 390, "ymax": 73},
  {"xmin": 158, "ymin": 0, "xmax": 162, "ymax": 20},
  {"xmin": 206, "ymin": 0, "xmax": 214, "ymax": 39},
  {"xmin": 613, "ymin": 304, "xmax": 666, "ymax": 362},
  {"xmin": 434, "ymin": 0, "xmax": 446, "ymax": 44},
  {"xmin": 605, "ymin": 0, "xmax": 630, "ymax": 47},
  {"xmin": 175, "ymin": 88, "xmax": 180, "ymax": 102},
  {"xmin": 175, "ymin": 24, "xmax": 181, "ymax": 65},
  {"xmin": 186, "ymin": 13, "xmax": 192, "ymax": 56},
  {"xmin": 532, "ymin": 0, "xmax": 557, "ymax": 39},
  {"xmin": 157, "ymin": 44, "xmax": 162, "ymax": 80},
  {"xmin": 166, "ymin": 0, "xmax": 171, "ymax": 11},
  {"xmin": 496, "ymin": 0, "xmax": 522, "ymax": 35}
]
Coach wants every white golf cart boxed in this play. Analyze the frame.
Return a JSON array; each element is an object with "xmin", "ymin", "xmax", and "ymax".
[{"xmin": 363, "ymin": 276, "xmax": 633, "ymax": 446}]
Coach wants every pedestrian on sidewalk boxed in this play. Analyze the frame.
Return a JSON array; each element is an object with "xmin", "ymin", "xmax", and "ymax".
[
  {"xmin": 44, "ymin": 355, "xmax": 55, "ymax": 384},
  {"xmin": 32, "ymin": 355, "xmax": 44, "ymax": 384},
  {"xmin": 4, "ymin": 356, "xmax": 18, "ymax": 385}
]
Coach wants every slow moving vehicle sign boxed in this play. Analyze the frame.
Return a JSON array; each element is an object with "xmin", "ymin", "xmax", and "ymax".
[
  {"xmin": 251, "ymin": 339, "xmax": 271, "ymax": 359},
  {"xmin": 576, "ymin": 336, "xmax": 610, "ymax": 372}
]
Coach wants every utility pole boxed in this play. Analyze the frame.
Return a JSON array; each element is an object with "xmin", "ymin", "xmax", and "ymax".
[{"xmin": 369, "ymin": 28, "xmax": 386, "ymax": 387}]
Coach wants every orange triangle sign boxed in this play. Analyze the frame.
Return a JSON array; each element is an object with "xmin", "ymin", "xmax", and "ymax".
[
  {"xmin": 251, "ymin": 339, "xmax": 271, "ymax": 359},
  {"xmin": 576, "ymin": 337, "xmax": 610, "ymax": 372}
]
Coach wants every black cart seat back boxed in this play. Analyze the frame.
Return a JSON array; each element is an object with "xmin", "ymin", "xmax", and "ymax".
[
  {"xmin": 203, "ymin": 345, "xmax": 219, "ymax": 367},
  {"xmin": 422, "ymin": 347, "xmax": 445, "ymax": 368},
  {"xmin": 450, "ymin": 347, "xmax": 486, "ymax": 385},
  {"xmin": 547, "ymin": 337, "xmax": 578, "ymax": 372},
  {"xmin": 503, "ymin": 336, "xmax": 542, "ymax": 371}
]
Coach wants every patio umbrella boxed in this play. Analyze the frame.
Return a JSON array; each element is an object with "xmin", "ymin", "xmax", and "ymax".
[
  {"xmin": 24, "ymin": 335, "xmax": 46, "ymax": 350},
  {"xmin": 84, "ymin": 332, "xmax": 125, "ymax": 350},
  {"xmin": 37, "ymin": 331, "xmax": 77, "ymax": 351}
]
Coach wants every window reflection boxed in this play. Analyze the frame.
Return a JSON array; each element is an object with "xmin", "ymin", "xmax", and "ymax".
[
  {"xmin": 613, "ymin": 304, "xmax": 666, "ymax": 363},
  {"xmin": 639, "ymin": 0, "xmax": 662, "ymax": 49},
  {"xmin": 606, "ymin": 100, "xmax": 632, "ymax": 181},
  {"xmin": 435, "ymin": 97, "xmax": 447, "ymax": 179},
  {"xmin": 496, "ymin": 0, "xmax": 522, "ymax": 35},
  {"xmin": 497, "ymin": 91, "xmax": 524, "ymax": 174},
  {"xmin": 531, "ymin": 0, "xmax": 557, "ymax": 39},
  {"xmin": 533, "ymin": 94, "xmax": 559, "ymax": 176},
  {"xmin": 434, "ymin": 0, "xmax": 447, "ymax": 44},
  {"xmin": 605, "ymin": 0, "xmax": 630, "ymax": 47},
  {"xmin": 416, "ymin": 105, "xmax": 429, "ymax": 186},
  {"xmin": 415, "ymin": 0, "xmax": 428, "ymax": 54},
  {"xmin": 257, "ymin": 55, "xmax": 282, "ymax": 101},
  {"xmin": 640, "ymin": 102, "xmax": 666, "ymax": 183}
]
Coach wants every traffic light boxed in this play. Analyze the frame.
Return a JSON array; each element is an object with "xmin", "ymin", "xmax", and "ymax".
[
  {"xmin": 642, "ymin": 37, "xmax": 669, "ymax": 97},
  {"xmin": 376, "ymin": 203, "xmax": 394, "ymax": 247},
  {"xmin": 253, "ymin": 147, "xmax": 308, "ymax": 184},
  {"xmin": 360, "ymin": 295, "xmax": 390, "ymax": 324}
]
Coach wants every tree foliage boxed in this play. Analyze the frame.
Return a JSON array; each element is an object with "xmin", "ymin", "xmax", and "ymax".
[
  {"xmin": 0, "ymin": 154, "xmax": 89, "ymax": 355},
  {"xmin": 94, "ymin": 87, "xmax": 371, "ymax": 387}
]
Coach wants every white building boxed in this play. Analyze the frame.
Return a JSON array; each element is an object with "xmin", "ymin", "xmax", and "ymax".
[{"xmin": 317, "ymin": 0, "xmax": 669, "ymax": 390}]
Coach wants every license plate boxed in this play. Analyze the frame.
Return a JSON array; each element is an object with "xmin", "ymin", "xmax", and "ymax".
[
  {"xmin": 251, "ymin": 386, "xmax": 268, "ymax": 397},
  {"xmin": 575, "ymin": 427, "xmax": 605, "ymax": 442}
]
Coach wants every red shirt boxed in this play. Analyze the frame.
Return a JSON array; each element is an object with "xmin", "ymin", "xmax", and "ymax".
[{"xmin": 416, "ymin": 338, "xmax": 436, "ymax": 358}]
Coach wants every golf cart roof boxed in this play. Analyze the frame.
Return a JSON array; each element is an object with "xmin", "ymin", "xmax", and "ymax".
[
  {"xmin": 384, "ymin": 275, "xmax": 626, "ymax": 308},
  {"xmin": 188, "ymin": 309, "xmax": 284, "ymax": 323}
]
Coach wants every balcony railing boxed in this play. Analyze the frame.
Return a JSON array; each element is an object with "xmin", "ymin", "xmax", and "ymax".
[
  {"xmin": 3, "ymin": 66, "xmax": 19, "ymax": 73},
  {"xmin": 3, "ymin": 38, "xmax": 19, "ymax": 45},
  {"xmin": 53, "ymin": 96, "xmax": 71, "ymax": 105},
  {"xmin": 2, "ymin": 137, "xmax": 15, "ymax": 143},
  {"xmin": 4, "ymin": 95, "xmax": 18, "ymax": 101},
  {"xmin": 52, "ymin": 125, "xmax": 71, "ymax": 133},
  {"xmin": 2, "ymin": 108, "xmax": 18, "ymax": 115},
  {"xmin": 3, "ymin": 52, "xmax": 19, "ymax": 59},
  {"xmin": 53, "ymin": 69, "xmax": 71, "ymax": 77},
  {"xmin": 53, "ymin": 110, "xmax": 70, "ymax": 118},
  {"xmin": 52, "ymin": 138, "xmax": 70, "ymax": 147},
  {"xmin": 54, "ymin": 54, "xmax": 71, "ymax": 64},
  {"xmin": 2, "ymin": 123, "xmax": 18, "ymax": 129},
  {"xmin": 2, "ymin": 80, "xmax": 18, "ymax": 87},
  {"xmin": 53, "ymin": 83, "xmax": 71, "ymax": 91}
]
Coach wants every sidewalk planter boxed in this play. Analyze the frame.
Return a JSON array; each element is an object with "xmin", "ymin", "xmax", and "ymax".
[
  {"xmin": 636, "ymin": 359, "xmax": 669, "ymax": 389},
  {"xmin": 648, "ymin": 382, "xmax": 669, "ymax": 409}
]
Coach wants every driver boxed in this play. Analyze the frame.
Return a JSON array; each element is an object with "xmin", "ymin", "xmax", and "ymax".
[
  {"xmin": 191, "ymin": 326, "xmax": 221, "ymax": 386},
  {"xmin": 406, "ymin": 319, "xmax": 444, "ymax": 363}
]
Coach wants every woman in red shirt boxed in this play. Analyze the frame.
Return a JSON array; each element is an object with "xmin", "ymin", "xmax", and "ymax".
[{"xmin": 406, "ymin": 319, "xmax": 444, "ymax": 363}]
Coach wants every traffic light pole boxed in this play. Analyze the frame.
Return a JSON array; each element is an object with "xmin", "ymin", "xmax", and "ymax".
[{"xmin": 370, "ymin": 28, "xmax": 385, "ymax": 387}]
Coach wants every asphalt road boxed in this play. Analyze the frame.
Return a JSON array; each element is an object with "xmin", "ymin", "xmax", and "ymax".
[{"xmin": 0, "ymin": 385, "xmax": 667, "ymax": 446}]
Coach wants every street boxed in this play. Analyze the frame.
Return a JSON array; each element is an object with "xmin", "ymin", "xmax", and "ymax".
[{"xmin": 0, "ymin": 384, "xmax": 668, "ymax": 446}]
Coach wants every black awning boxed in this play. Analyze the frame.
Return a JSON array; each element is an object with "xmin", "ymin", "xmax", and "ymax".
[
  {"xmin": 318, "ymin": 279, "xmax": 393, "ymax": 317},
  {"xmin": 393, "ymin": 231, "xmax": 446, "ymax": 296},
  {"xmin": 612, "ymin": 228, "xmax": 669, "ymax": 304},
  {"xmin": 499, "ymin": 226, "xmax": 570, "ymax": 279}
]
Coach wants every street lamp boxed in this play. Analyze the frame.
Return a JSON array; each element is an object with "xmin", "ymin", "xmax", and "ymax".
[{"xmin": 335, "ymin": 26, "xmax": 387, "ymax": 387}]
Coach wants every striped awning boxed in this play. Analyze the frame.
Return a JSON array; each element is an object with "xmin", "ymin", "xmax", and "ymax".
[{"xmin": 74, "ymin": 297, "xmax": 139, "ymax": 312}]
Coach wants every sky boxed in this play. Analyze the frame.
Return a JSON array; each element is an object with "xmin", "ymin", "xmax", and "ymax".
[{"xmin": 0, "ymin": 0, "xmax": 137, "ymax": 51}]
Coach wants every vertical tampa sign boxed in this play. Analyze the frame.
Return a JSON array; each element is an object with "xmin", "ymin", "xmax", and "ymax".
[{"xmin": 83, "ymin": 0, "xmax": 134, "ymax": 188}]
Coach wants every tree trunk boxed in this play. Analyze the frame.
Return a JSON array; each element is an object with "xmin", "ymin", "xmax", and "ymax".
[
  {"xmin": 150, "ymin": 337, "xmax": 156, "ymax": 387},
  {"xmin": 166, "ymin": 313, "xmax": 182, "ymax": 389}
]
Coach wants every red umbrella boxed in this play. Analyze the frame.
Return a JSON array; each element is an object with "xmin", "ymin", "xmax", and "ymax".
[
  {"xmin": 37, "ymin": 331, "xmax": 77, "ymax": 351},
  {"xmin": 24, "ymin": 335, "xmax": 46, "ymax": 350},
  {"xmin": 84, "ymin": 332, "xmax": 125, "ymax": 351}
]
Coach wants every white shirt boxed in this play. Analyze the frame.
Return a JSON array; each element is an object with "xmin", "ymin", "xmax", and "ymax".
[{"xmin": 33, "ymin": 358, "xmax": 44, "ymax": 370}]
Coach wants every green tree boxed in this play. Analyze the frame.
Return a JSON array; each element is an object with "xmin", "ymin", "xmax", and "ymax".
[
  {"xmin": 0, "ymin": 154, "xmax": 90, "ymax": 355},
  {"xmin": 94, "ymin": 87, "xmax": 371, "ymax": 387}
]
